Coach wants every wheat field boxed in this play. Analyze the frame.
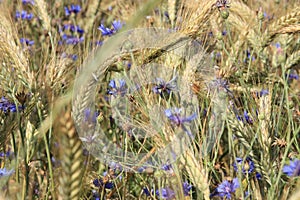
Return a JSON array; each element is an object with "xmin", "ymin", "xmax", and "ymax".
[{"xmin": 0, "ymin": 0, "xmax": 299, "ymax": 199}]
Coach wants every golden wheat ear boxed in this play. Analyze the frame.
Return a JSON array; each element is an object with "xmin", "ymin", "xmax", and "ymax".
[{"xmin": 58, "ymin": 108, "xmax": 84, "ymax": 200}]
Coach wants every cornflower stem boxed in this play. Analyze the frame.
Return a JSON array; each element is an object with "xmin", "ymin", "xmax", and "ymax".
[
  {"xmin": 37, "ymin": 103, "xmax": 55, "ymax": 200},
  {"xmin": 270, "ymin": 66, "xmax": 298, "ymax": 198}
]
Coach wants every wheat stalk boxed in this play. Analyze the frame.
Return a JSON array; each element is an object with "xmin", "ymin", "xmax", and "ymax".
[
  {"xmin": 285, "ymin": 50, "xmax": 300, "ymax": 71},
  {"xmin": 0, "ymin": 12, "xmax": 34, "ymax": 92},
  {"xmin": 58, "ymin": 108, "xmax": 83, "ymax": 200},
  {"xmin": 262, "ymin": 10, "xmax": 300, "ymax": 47}
]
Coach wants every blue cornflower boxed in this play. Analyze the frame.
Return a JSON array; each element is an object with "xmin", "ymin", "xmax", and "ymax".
[
  {"xmin": 70, "ymin": 4, "xmax": 81, "ymax": 13},
  {"xmin": 283, "ymin": 158, "xmax": 300, "ymax": 177},
  {"xmin": 0, "ymin": 151, "xmax": 13, "ymax": 157},
  {"xmin": 107, "ymin": 79, "xmax": 127, "ymax": 97},
  {"xmin": 288, "ymin": 73, "xmax": 299, "ymax": 80},
  {"xmin": 243, "ymin": 110, "xmax": 253, "ymax": 124},
  {"xmin": 61, "ymin": 34, "xmax": 84, "ymax": 45},
  {"xmin": 0, "ymin": 168, "xmax": 14, "ymax": 178},
  {"xmin": 165, "ymin": 108, "xmax": 197, "ymax": 137},
  {"xmin": 257, "ymin": 89, "xmax": 269, "ymax": 97},
  {"xmin": 143, "ymin": 187, "xmax": 151, "ymax": 196},
  {"xmin": 0, "ymin": 97, "xmax": 23, "ymax": 113},
  {"xmin": 15, "ymin": 10, "xmax": 34, "ymax": 20},
  {"xmin": 22, "ymin": 0, "xmax": 34, "ymax": 5},
  {"xmin": 20, "ymin": 38, "xmax": 34, "ymax": 46},
  {"xmin": 161, "ymin": 163, "xmax": 172, "ymax": 171},
  {"xmin": 236, "ymin": 110, "xmax": 253, "ymax": 124},
  {"xmin": 112, "ymin": 20, "xmax": 123, "ymax": 32},
  {"xmin": 98, "ymin": 24, "xmax": 114, "ymax": 36},
  {"xmin": 65, "ymin": 4, "xmax": 81, "ymax": 16},
  {"xmin": 93, "ymin": 178, "xmax": 114, "ymax": 189},
  {"xmin": 156, "ymin": 187, "xmax": 175, "ymax": 199},
  {"xmin": 164, "ymin": 108, "xmax": 197, "ymax": 127},
  {"xmin": 210, "ymin": 78, "xmax": 232, "ymax": 95},
  {"xmin": 63, "ymin": 24, "xmax": 84, "ymax": 34},
  {"xmin": 215, "ymin": 178, "xmax": 240, "ymax": 199},
  {"xmin": 153, "ymin": 77, "xmax": 177, "ymax": 97},
  {"xmin": 84, "ymin": 108, "xmax": 99, "ymax": 123},
  {"xmin": 71, "ymin": 54, "xmax": 78, "ymax": 61},
  {"xmin": 233, "ymin": 157, "xmax": 255, "ymax": 174},
  {"xmin": 182, "ymin": 181, "xmax": 193, "ymax": 196},
  {"xmin": 64, "ymin": 6, "xmax": 71, "ymax": 16},
  {"xmin": 98, "ymin": 20, "xmax": 124, "ymax": 36}
]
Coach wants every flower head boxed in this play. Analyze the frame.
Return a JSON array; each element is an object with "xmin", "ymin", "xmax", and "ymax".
[
  {"xmin": 153, "ymin": 77, "xmax": 177, "ymax": 98},
  {"xmin": 107, "ymin": 79, "xmax": 127, "ymax": 97},
  {"xmin": 214, "ymin": 178, "xmax": 240, "ymax": 199},
  {"xmin": 233, "ymin": 157, "xmax": 255, "ymax": 174},
  {"xmin": 98, "ymin": 20, "xmax": 124, "ymax": 36},
  {"xmin": 164, "ymin": 108, "xmax": 197, "ymax": 127},
  {"xmin": 155, "ymin": 187, "xmax": 175, "ymax": 200},
  {"xmin": 22, "ymin": 0, "xmax": 34, "ymax": 5},
  {"xmin": 93, "ymin": 178, "xmax": 114, "ymax": 189},
  {"xmin": 20, "ymin": 38, "xmax": 34, "ymax": 46},
  {"xmin": 182, "ymin": 181, "xmax": 193, "ymax": 196},
  {"xmin": 0, "ymin": 96, "xmax": 23, "ymax": 113},
  {"xmin": 0, "ymin": 168, "xmax": 14, "ymax": 178},
  {"xmin": 65, "ymin": 4, "xmax": 81, "ymax": 16},
  {"xmin": 283, "ymin": 158, "xmax": 300, "ymax": 177},
  {"xmin": 15, "ymin": 10, "xmax": 34, "ymax": 20}
]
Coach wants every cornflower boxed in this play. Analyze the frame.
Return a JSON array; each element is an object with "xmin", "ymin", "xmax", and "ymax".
[
  {"xmin": 22, "ymin": 0, "xmax": 34, "ymax": 5},
  {"xmin": 152, "ymin": 76, "xmax": 177, "ymax": 98},
  {"xmin": 283, "ymin": 158, "xmax": 300, "ymax": 177},
  {"xmin": 98, "ymin": 20, "xmax": 124, "ymax": 36},
  {"xmin": 20, "ymin": 38, "xmax": 34, "ymax": 46},
  {"xmin": 15, "ymin": 10, "xmax": 34, "ymax": 20},
  {"xmin": 211, "ymin": 178, "xmax": 240, "ymax": 199},
  {"xmin": 0, "ymin": 96, "xmax": 23, "ymax": 113},
  {"xmin": 233, "ymin": 157, "xmax": 255, "ymax": 174},
  {"xmin": 164, "ymin": 107, "xmax": 197, "ymax": 137},
  {"xmin": 107, "ymin": 79, "xmax": 127, "ymax": 97},
  {"xmin": 0, "ymin": 168, "xmax": 14, "ymax": 178},
  {"xmin": 64, "ymin": 4, "xmax": 81, "ymax": 16}
]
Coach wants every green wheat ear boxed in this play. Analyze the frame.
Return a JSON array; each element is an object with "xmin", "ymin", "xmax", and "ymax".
[{"xmin": 58, "ymin": 108, "xmax": 84, "ymax": 200}]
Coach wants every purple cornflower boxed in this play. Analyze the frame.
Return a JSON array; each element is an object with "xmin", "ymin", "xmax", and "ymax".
[
  {"xmin": 209, "ymin": 78, "xmax": 232, "ymax": 95},
  {"xmin": 236, "ymin": 110, "xmax": 253, "ymax": 124},
  {"xmin": 214, "ymin": 178, "xmax": 240, "ymax": 199},
  {"xmin": 98, "ymin": 24, "xmax": 114, "ymax": 36},
  {"xmin": 63, "ymin": 24, "xmax": 84, "ymax": 34},
  {"xmin": 15, "ymin": 10, "xmax": 34, "ymax": 20},
  {"xmin": 182, "ymin": 181, "xmax": 193, "ymax": 196},
  {"xmin": 153, "ymin": 77, "xmax": 177, "ymax": 97},
  {"xmin": 64, "ymin": 4, "xmax": 81, "ymax": 16},
  {"xmin": 20, "ymin": 38, "xmax": 34, "ymax": 46},
  {"xmin": 93, "ymin": 178, "xmax": 114, "ymax": 189},
  {"xmin": 0, "ymin": 168, "xmax": 14, "ymax": 178},
  {"xmin": 143, "ymin": 187, "xmax": 151, "ymax": 196},
  {"xmin": 84, "ymin": 108, "xmax": 99, "ymax": 123},
  {"xmin": 288, "ymin": 73, "xmax": 299, "ymax": 80},
  {"xmin": 165, "ymin": 108, "xmax": 197, "ymax": 127},
  {"xmin": 22, "ymin": 0, "xmax": 34, "ymax": 5},
  {"xmin": 165, "ymin": 108, "xmax": 197, "ymax": 137},
  {"xmin": 61, "ymin": 34, "xmax": 84, "ymax": 45},
  {"xmin": 0, "ymin": 151, "xmax": 13, "ymax": 157},
  {"xmin": 0, "ymin": 97, "xmax": 23, "ymax": 113},
  {"xmin": 112, "ymin": 20, "xmax": 123, "ymax": 32},
  {"xmin": 257, "ymin": 89, "xmax": 269, "ymax": 97},
  {"xmin": 107, "ymin": 79, "xmax": 127, "ymax": 97},
  {"xmin": 98, "ymin": 20, "xmax": 124, "ymax": 36},
  {"xmin": 233, "ymin": 157, "xmax": 255, "ymax": 174},
  {"xmin": 283, "ymin": 158, "xmax": 300, "ymax": 177},
  {"xmin": 156, "ymin": 187, "xmax": 175, "ymax": 200}
]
